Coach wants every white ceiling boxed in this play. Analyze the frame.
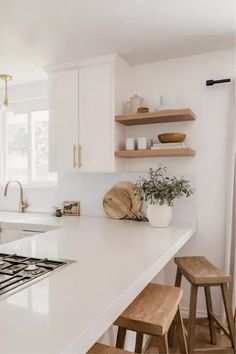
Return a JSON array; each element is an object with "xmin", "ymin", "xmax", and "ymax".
[{"xmin": 0, "ymin": 0, "xmax": 235, "ymax": 84}]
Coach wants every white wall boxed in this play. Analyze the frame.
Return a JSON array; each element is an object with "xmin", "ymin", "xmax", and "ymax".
[
  {"xmin": 0, "ymin": 172, "xmax": 195, "ymax": 218},
  {"xmin": 0, "ymin": 48, "xmax": 235, "ymax": 316},
  {"xmin": 0, "ymin": 81, "xmax": 48, "ymax": 114},
  {"xmin": 127, "ymin": 48, "xmax": 235, "ymax": 314}
]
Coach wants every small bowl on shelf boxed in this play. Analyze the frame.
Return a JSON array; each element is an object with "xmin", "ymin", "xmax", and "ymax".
[
  {"xmin": 158, "ymin": 133, "xmax": 186, "ymax": 143},
  {"xmin": 137, "ymin": 107, "xmax": 149, "ymax": 113}
]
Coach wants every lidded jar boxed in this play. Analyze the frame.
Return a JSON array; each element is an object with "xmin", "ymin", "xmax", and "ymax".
[{"xmin": 130, "ymin": 95, "xmax": 144, "ymax": 113}]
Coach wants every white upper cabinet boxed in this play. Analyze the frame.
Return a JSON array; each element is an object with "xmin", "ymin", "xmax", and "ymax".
[
  {"xmin": 48, "ymin": 55, "xmax": 131, "ymax": 173},
  {"xmin": 78, "ymin": 64, "xmax": 113, "ymax": 172},
  {"xmin": 49, "ymin": 69, "xmax": 79, "ymax": 171}
]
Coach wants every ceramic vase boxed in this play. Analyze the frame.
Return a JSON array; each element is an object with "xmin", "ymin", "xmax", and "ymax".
[{"xmin": 147, "ymin": 203, "xmax": 172, "ymax": 228}]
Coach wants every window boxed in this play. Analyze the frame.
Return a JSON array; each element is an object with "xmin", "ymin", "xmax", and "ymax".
[{"xmin": 1, "ymin": 110, "xmax": 57, "ymax": 185}]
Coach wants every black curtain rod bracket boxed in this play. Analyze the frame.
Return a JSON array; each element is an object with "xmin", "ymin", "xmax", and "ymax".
[{"xmin": 206, "ymin": 78, "xmax": 231, "ymax": 86}]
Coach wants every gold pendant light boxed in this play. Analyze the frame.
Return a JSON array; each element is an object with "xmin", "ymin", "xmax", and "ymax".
[{"xmin": 0, "ymin": 74, "xmax": 13, "ymax": 117}]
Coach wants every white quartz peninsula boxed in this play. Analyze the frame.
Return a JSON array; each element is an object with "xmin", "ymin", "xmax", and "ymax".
[{"xmin": 0, "ymin": 213, "xmax": 196, "ymax": 354}]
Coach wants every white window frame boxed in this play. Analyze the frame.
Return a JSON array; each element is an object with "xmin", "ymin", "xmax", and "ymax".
[{"xmin": 0, "ymin": 108, "xmax": 57, "ymax": 188}]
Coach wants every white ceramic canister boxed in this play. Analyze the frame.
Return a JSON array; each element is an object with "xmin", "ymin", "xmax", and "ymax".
[
  {"xmin": 137, "ymin": 137, "xmax": 147, "ymax": 150},
  {"xmin": 126, "ymin": 138, "xmax": 135, "ymax": 150}
]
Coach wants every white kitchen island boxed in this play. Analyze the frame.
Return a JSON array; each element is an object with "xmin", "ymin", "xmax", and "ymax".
[{"xmin": 0, "ymin": 213, "xmax": 196, "ymax": 354}]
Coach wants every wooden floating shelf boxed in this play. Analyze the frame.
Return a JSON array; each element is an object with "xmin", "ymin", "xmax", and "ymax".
[
  {"xmin": 115, "ymin": 108, "xmax": 196, "ymax": 126},
  {"xmin": 115, "ymin": 148, "xmax": 195, "ymax": 158}
]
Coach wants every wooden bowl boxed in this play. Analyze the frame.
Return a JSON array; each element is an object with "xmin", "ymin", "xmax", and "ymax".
[
  {"xmin": 137, "ymin": 107, "xmax": 149, "ymax": 113},
  {"xmin": 158, "ymin": 133, "xmax": 186, "ymax": 143}
]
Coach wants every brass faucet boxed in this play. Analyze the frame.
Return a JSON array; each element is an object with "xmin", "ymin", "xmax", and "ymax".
[{"xmin": 4, "ymin": 180, "xmax": 28, "ymax": 213}]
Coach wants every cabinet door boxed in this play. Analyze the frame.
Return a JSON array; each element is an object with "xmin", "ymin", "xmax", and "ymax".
[
  {"xmin": 0, "ymin": 229, "xmax": 21, "ymax": 244},
  {"xmin": 0, "ymin": 229, "xmax": 42, "ymax": 244},
  {"xmin": 78, "ymin": 64, "xmax": 113, "ymax": 172},
  {"xmin": 20, "ymin": 230, "xmax": 43, "ymax": 239},
  {"xmin": 49, "ymin": 69, "xmax": 79, "ymax": 171}
]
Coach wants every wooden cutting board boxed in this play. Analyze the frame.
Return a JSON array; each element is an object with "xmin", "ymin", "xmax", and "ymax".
[
  {"xmin": 115, "ymin": 181, "xmax": 142, "ymax": 218},
  {"xmin": 103, "ymin": 187, "xmax": 132, "ymax": 219},
  {"xmin": 103, "ymin": 182, "xmax": 145, "ymax": 220}
]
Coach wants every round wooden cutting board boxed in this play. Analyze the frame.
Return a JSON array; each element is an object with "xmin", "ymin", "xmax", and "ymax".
[
  {"xmin": 103, "ymin": 181, "xmax": 145, "ymax": 220},
  {"xmin": 115, "ymin": 181, "xmax": 142, "ymax": 219},
  {"xmin": 103, "ymin": 187, "xmax": 132, "ymax": 219}
]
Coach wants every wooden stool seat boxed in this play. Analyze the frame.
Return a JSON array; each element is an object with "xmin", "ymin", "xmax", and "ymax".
[
  {"xmin": 175, "ymin": 256, "xmax": 231, "ymax": 285},
  {"xmin": 88, "ymin": 343, "xmax": 132, "ymax": 354},
  {"xmin": 172, "ymin": 256, "xmax": 235, "ymax": 354},
  {"xmin": 115, "ymin": 283, "xmax": 182, "ymax": 336},
  {"xmin": 114, "ymin": 283, "xmax": 187, "ymax": 353}
]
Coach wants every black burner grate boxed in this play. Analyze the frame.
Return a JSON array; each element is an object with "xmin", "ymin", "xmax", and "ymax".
[{"xmin": 0, "ymin": 253, "xmax": 68, "ymax": 297}]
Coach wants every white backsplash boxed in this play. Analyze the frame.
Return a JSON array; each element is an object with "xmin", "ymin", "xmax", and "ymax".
[
  {"xmin": 0, "ymin": 171, "xmax": 196, "ymax": 223},
  {"xmin": 57, "ymin": 171, "xmax": 196, "ymax": 221}
]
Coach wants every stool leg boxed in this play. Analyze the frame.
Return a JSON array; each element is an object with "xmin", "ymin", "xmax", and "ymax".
[
  {"xmin": 169, "ymin": 267, "xmax": 183, "ymax": 347},
  {"xmin": 221, "ymin": 283, "xmax": 236, "ymax": 352},
  {"xmin": 175, "ymin": 267, "xmax": 183, "ymax": 287},
  {"xmin": 174, "ymin": 306, "xmax": 188, "ymax": 354},
  {"xmin": 188, "ymin": 284, "xmax": 198, "ymax": 354},
  {"xmin": 204, "ymin": 286, "xmax": 217, "ymax": 345},
  {"xmin": 158, "ymin": 333, "xmax": 169, "ymax": 354},
  {"xmin": 135, "ymin": 332, "xmax": 143, "ymax": 353},
  {"xmin": 116, "ymin": 327, "xmax": 127, "ymax": 349}
]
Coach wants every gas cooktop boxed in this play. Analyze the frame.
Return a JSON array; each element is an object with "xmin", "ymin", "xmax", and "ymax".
[{"xmin": 0, "ymin": 253, "xmax": 72, "ymax": 297}]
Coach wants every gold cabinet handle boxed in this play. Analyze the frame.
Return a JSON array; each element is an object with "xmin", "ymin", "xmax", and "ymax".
[
  {"xmin": 73, "ymin": 145, "xmax": 82, "ymax": 168},
  {"xmin": 73, "ymin": 144, "xmax": 77, "ymax": 168},
  {"xmin": 78, "ymin": 145, "xmax": 82, "ymax": 167}
]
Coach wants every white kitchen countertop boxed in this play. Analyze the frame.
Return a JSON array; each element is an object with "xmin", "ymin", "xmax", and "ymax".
[
  {"xmin": 0, "ymin": 211, "xmax": 64, "ymax": 230},
  {"xmin": 0, "ymin": 212, "xmax": 196, "ymax": 354}
]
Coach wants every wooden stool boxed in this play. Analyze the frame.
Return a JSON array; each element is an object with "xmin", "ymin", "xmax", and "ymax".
[
  {"xmin": 172, "ymin": 256, "xmax": 236, "ymax": 354},
  {"xmin": 114, "ymin": 283, "xmax": 187, "ymax": 354},
  {"xmin": 88, "ymin": 343, "xmax": 132, "ymax": 354}
]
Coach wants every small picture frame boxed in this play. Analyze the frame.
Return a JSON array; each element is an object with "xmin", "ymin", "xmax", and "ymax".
[{"xmin": 62, "ymin": 201, "xmax": 80, "ymax": 216}]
